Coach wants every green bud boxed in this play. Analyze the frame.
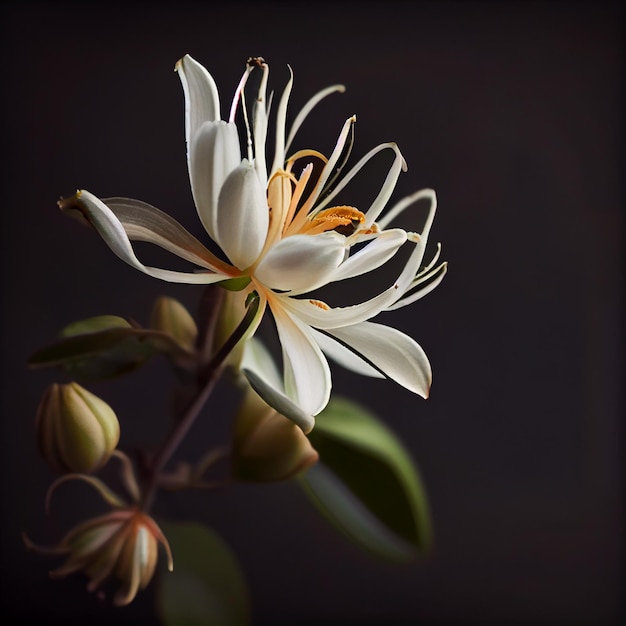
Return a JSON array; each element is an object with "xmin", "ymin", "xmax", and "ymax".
[
  {"xmin": 231, "ymin": 387, "xmax": 319, "ymax": 482},
  {"xmin": 150, "ymin": 296, "xmax": 198, "ymax": 352},
  {"xmin": 36, "ymin": 382, "xmax": 120, "ymax": 473}
]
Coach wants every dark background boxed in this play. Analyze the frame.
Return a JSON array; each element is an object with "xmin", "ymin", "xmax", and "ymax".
[{"xmin": 1, "ymin": 1, "xmax": 623, "ymax": 624}]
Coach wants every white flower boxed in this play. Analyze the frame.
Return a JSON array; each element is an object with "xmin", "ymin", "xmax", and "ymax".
[{"xmin": 60, "ymin": 55, "xmax": 447, "ymax": 433}]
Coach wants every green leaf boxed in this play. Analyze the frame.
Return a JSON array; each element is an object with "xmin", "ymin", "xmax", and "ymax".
[
  {"xmin": 29, "ymin": 321, "xmax": 196, "ymax": 382},
  {"xmin": 156, "ymin": 521, "xmax": 250, "ymax": 626},
  {"xmin": 59, "ymin": 315, "xmax": 133, "ymax": 337},
  {"xmin": 300, "ymin": 396, "xmax": 433, "ymax": 562}
]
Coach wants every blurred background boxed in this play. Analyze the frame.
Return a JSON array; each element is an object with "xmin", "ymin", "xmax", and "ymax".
[{"xmin": 1, "ymin": 1, "xmax": 622, "ymax": 624}]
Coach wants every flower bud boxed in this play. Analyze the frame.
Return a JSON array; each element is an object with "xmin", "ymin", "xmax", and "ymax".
[
  {"xmin": 36, "ymin": 382, "xmax": 120, "ymax": 473},
  {"xmin": 23, "ymin": 507, "xmax": 173, "ymax": 606},
  {"xmin": 150, "ymin": 296, "xmax": 198, "ymax": 352},
  {"xmin": 231, "ymin": 386, "xmax": 319, "ymax": 482}
]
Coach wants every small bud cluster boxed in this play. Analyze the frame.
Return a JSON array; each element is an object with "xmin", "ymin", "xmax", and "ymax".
[{"xmin": 27, "ymin": 294, "xmax": 322, "ymax": 609}]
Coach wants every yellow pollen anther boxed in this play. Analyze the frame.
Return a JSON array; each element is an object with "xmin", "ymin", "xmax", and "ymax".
[
  {"xmin": 309, "ymin": 299, "xmax": 330, "ymax": 310},
  {"xmin": 300, "ymin": 205, "xmax": 366, "ymax": 236}
]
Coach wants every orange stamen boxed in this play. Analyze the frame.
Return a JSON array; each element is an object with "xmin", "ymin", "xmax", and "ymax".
[
  {"xmin": 309, "ymin": 299, "xmax": 330, "ymax": 310},
  {"xmin": 298, "ymin": 205, "xmax": 365, "ymax": 236}
]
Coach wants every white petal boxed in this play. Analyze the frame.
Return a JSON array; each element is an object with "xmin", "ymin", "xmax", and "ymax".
[
  {"xmin": 104, "ymin": 196, "xmax": 234, "ymax": 274},
  {"xmin": 254, "ymin": 233, "xmax": 345, "ymax": 293},
  {"xmin": 284, "ymin": 84, "xmax": 346, "ymax": 154},
  {"xmin": 295, "ymin": 116, "xmax": 356, "ymax": 217},
  {"xmin": 269, "ymin": 66, "xmax": 293, "ymax": 178},
  {"xmin": 310, "ymin": 328, "xmax": 384, "ymax": 378},
  {"xmin": 252, "ymin": 63, "xmax": 270, "ymax": 190},
  {"xmin": 326, "ymin": 322, "xmax": 432, "ymax": 398},
  {"xmin": 272, "ymin": 307, "xmax": 331, "ymax": 416},
  {"xmin": 240, "ymin": 337, "xmax": 282, "ymax": 389},
  {"xmin": 281, "ymin": 283, "xmax": 400, "ymax": 329},
  {"xmin": 390, "ymin": 189, "xmax": 438, "ymax": 296},
  {"xmin": 362, "ymin": 143, "xmax": 407, "ymax": 227},
  {"xmin": 378, "ymin": 188, "xmax": 436, "ymax": 230},
  {"xmin": 387, "ymin": 262, "xmax": 448, "ymax": 311},
  {"xmin": 60, "ymin": 190, "xmax": 229, "ymax": 284},
  {"xmin": 216, "ymin": 160, "xmax": 269, "ymax": 269},
  {"xmin": 312, "ymin": 142, "xmax": 406, "ymax": 227},
  {"xmin": 241, "ymin": 342, "xmax": 316, "ymax": 434},
  {"xmin": 242, "ymin": 368, "xmax": 315, "ymax": 433},
  {"xmin": 190, "ymin": 121, "xmax": 241, "ymax": 239},
  {"xmin": 331, "ymin": 229, "xmax": 407, "ymax": 282},
  {"xmin": 176, "ymin": 54, "xmax": 221, "ymax": 145}
]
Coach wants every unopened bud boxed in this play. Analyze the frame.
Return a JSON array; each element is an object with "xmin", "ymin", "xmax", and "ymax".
[
  {"xmin": 36, "ymin": 382, "xmax": 120, "ymax": 473},
  {"xmin": 150, "ymin": 296, "xmax": 198, "ymax": 352},
  {"xmin": 232, "ymin": 387, "xmax": 319, "ymax": 482}
]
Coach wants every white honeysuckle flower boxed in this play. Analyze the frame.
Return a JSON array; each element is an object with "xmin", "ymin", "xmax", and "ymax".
[{"xmin": 59, "ymin": 55, "xmax": 447, "ymax": 433}]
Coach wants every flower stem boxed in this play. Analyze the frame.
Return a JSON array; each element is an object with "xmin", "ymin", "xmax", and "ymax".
[{"xmin": 141, "ymin": 291, "xmax": 260, "ymax": 511}]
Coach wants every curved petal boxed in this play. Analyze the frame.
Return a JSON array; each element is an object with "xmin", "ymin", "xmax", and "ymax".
[
  {"xmin": 241, "ymin": 337, "xmax": 282, "ymax": 389},
  {"xmin": 113, "ymin": 531, "xmax": 143, "ymax": 606},
  {"xmin": 103, "ymin": 197, "xmax": 235, "ymax": 275},
  {"xmin": 242, "ymin": 368, "xmax": 315, "ymax": 434},
  {"xmin": 176, "ymin": 54, "xmax": 221, "ymax": 145},
  {"xmin": 255, "ymin": 232, "xmax": 346, "ymax": 293},
  {"xmin": 269, "ymin": 65, "xmax": 294, "ymax": 178},
  {"xmin": 378, "ymin": 188, "xmax": 436, "ymax": 230},
  {"xmin": 142, "ymin": 515, "xmax": 174, "ymax": 572},
  {"xmin": 362, "ymin": 142, "xmax": 407, "ymax": 228},
  {"xmin": 285, "ymin": 84, "xmax": 346, "ymax": 154},
  {"xmin": 241, "ymin": 337, "xmax": 315, "ymax": 433},
  {"xmin": 288, "ymin": 115, "xmax": 356, "ymax": 230},
  {"xmin": 311, "ymin": 142, "xmax": 407, "ymax": 228},
  {"xmin": 216, "ymin": 160, "xmax": 269, "ymax": 269},
  {"xmin": 387, "ymin": 262, "xmax": 448, "ymax": 311},
  {"xmin": 189, "ymin": 121, "xmax": 241, "ymax": 239},
  {"xmin": 330, "ymin": 229, "xmax": 407, "ymax": 282},
  {"xmin": 252, "ymin": 62, "xmax": 270, "ymax": 189},
  {"xmin": 310, "ymin": 327, "xmax": 384, "ymax": 378},
  {"xmin": 59, "ymin": 191, "xmax": 230, "ymax": 284},
  {"xmin": 325, "ymin": 322, "xmax": 432, "ymax": 398},
  {"xmin": 390, "ymin": 189, "xmax": 438, "ymax": 296},
  {"xmin": 280, "ymin": 282, "xmax": 400, "ymax": 329},
  {"xmin": 271, "ymin": 305, "xmax": 331, "ymax": 417}
]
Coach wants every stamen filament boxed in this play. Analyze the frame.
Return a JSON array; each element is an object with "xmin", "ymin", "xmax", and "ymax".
[
  {"xmin": 229, "ymin": 65, "xmax": 254, "ymax": 123},
  {"xmin": 240, "ymin": 88, "xmax": 254, "ymax": 163},
  {"xmin": 286, "ymin": 149, "xmax": 328, "ymax": 171},
  {"xmin": 282, "ymin": 163, "xmax": 314, "ymax": 236}
]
